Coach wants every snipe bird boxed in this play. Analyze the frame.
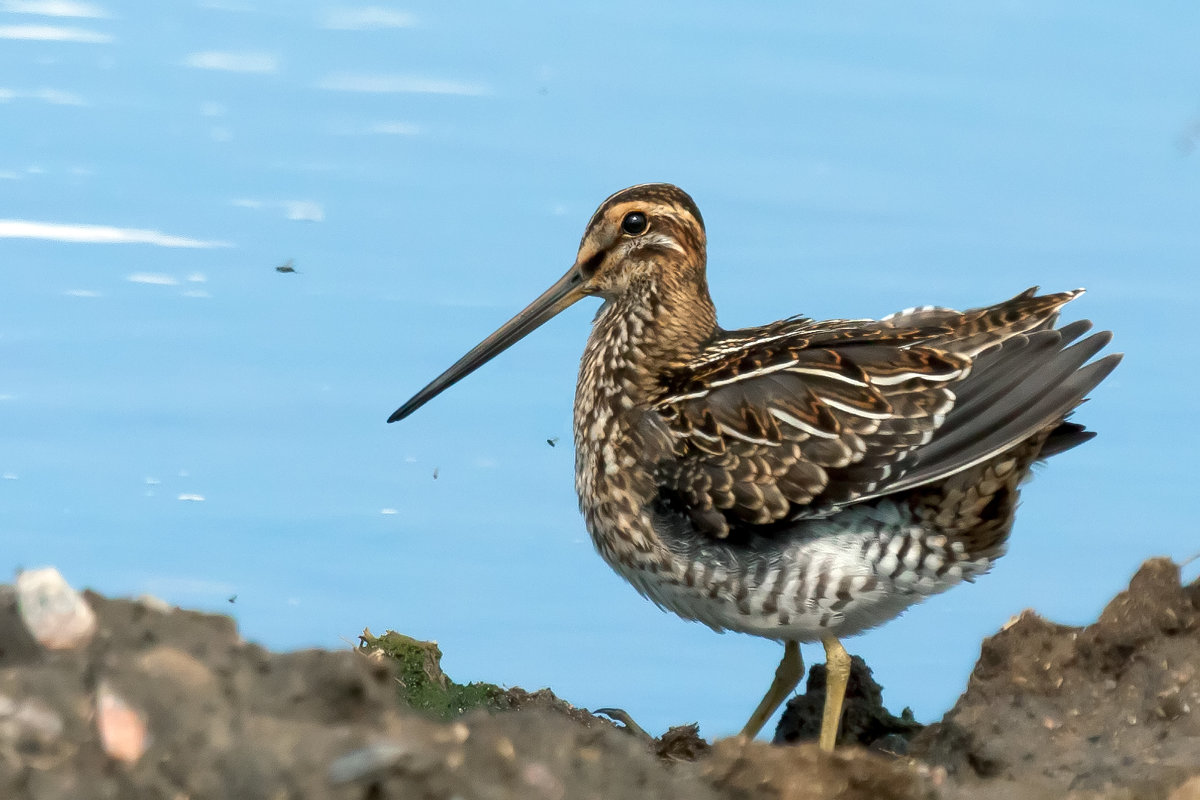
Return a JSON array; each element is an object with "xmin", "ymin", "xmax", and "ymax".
[{"xmin": 389, "ymin": 183, "xmax": 1120, "ymax": 751}]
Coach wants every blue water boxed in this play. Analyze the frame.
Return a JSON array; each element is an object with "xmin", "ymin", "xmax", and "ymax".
[{"xmin": 2, "ymin": 2, "xmax": 1198, "ymax": 737}]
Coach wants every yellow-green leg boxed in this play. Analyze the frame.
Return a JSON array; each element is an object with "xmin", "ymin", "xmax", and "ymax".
[
  {"xmin": 739, "ymin": 640, "xmax": 802, "ymax": 739},
  {"xmin": 818, "ymin": 635, "xmax": 851, "ymax": 752}
]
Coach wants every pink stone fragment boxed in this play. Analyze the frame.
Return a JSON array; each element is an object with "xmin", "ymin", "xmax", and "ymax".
[{"xmin": 95, "ymin": 680, "xmax": 149, "ymax": 764}]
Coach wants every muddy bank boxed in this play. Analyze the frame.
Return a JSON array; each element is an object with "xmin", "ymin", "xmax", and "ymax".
[
  {"xmin": 1, "ymin": 558, "xmax": 1196, "ymax": 799},
  {"xmin": 911, "ymin": 557, "xmax": 1200, "ymax": 799}
]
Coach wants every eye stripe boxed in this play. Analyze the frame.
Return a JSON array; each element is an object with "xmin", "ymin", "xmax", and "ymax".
[{"xmin": 580, "ymin": 250, "xmax": 605, "ymax": 275}]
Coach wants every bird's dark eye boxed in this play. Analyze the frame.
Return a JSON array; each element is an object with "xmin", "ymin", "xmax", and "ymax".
[{"xmin": 621, "ymin": 211, "xmax": 648, "ymax": 236}]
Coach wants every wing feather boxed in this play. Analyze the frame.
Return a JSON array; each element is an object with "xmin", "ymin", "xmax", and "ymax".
[{"xmin": 648, "ymin": 288, "xmax": 1113, "ymax": 539}]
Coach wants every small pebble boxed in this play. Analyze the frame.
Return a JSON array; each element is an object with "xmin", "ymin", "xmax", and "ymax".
[
  {"xmin": 328, "ymin": 741, "xmax": 413, "ymax": 784},
  {"xmin": 0, "ymin": 694, "xmax": 64, "ymax": 746},
  {"xmin": 1169, "ymin": 776, "xmax": 1200, "ymax": 800},
  {"xmin": 496, "ymin": 736, "xmax": 516, "ymax": 760},
  {"xmin": 521, "ymin": 761, "xmax": 565, "ymax": 800},
  {"xmin": 15, "ymin": 567, "xmax": 97, "ymax": 650},
  {"xmin": 137, "ymin": 594, "xmax": 173, "ymax": 614}
]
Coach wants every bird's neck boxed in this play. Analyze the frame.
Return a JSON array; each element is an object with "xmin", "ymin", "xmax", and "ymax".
[
  {"xmin": 572, "ymin": 273, "xmax": 715, "ymax": 572},
  {"xmin": 578, "ymin": 272, "xmax": 717, "ymax": 407}
]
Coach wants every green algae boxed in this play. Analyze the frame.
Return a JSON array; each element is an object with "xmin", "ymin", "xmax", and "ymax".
[{"xmin": 359, "ymin": 629, "xmax": 506, "ymax": 719}]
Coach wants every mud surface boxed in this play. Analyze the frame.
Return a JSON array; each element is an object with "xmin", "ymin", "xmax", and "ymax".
[{"xmin": 1, "ymin": 558, "xmax": 1197, "ymax": 799}]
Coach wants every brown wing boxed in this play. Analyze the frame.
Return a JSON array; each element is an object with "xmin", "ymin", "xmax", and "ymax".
[{"xmin": 647, "ymin": 288, "xmax": 1116, "ymax": 539}]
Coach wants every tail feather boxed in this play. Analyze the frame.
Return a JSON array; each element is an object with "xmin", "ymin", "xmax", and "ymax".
[
  {"xmin": 940, "ymin": 321, "xmax": 1092, "ymax": 434},
  {"xmin": 1039, "ymin": 420, "xmax": 1097, "ymax": 460},
  {"xmin": 876, "ymin": 328, "xmax": 1120, "ymax": 497}
]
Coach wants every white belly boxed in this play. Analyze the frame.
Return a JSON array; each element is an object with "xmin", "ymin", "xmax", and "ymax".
[{"xmin": 597, "ymin": 501, "xmax": 997, "ymax": 643}]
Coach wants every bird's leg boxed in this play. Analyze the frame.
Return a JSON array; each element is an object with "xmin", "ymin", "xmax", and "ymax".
[
  {"xmin": 818, "ymin": 635, "xmax": 851, "ymax": 752},
  {"xmin": 739, "ymin": 640, "xmax": 802, "ymax": 739}
]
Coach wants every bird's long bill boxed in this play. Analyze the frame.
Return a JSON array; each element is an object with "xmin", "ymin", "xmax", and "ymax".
[{"xmin": 387, "ymin": 266, "xmax": 588, "ymax": 423}]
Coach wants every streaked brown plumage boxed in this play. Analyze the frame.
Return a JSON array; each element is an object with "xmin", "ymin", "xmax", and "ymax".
[{"xmin": 389, "ymin": 183, "xmax": 1120, "ymax": 750}]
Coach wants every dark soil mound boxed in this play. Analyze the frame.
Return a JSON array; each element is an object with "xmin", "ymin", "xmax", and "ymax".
[{"xmin": 774, "ymin": 654, "xmax": 923, "ymax": 752}]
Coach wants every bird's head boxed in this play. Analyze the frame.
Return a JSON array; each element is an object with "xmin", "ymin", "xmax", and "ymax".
[
  {"xmin": 572, "ymin": 183, "xmax": 707, "ymax": 299},
  {"xmin": 388, "ymin": 183, "xmax": 706, "ymax": 423}
]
